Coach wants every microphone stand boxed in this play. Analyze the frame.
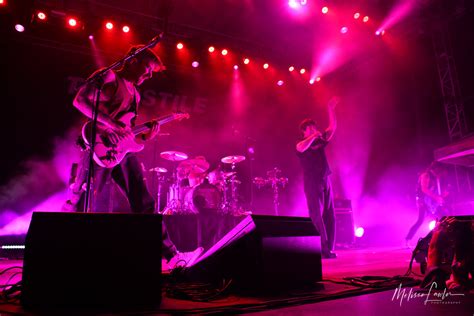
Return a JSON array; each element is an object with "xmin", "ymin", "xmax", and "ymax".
[{"xmin": 82, "ymin": 33, "xmax": 164, "ymax": 213}]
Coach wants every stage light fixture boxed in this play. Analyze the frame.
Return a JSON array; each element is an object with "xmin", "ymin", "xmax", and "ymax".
[
  {"xmin": 15, "ymin": 24, "xmax": 25, "ymax": 32},
  {"xmin": 428, "ymin": 220, "xmax": 436, "ymax": 231},
  {"xmin": 221, "ymin": 49, "xmax": 228, "ymax": 56},
  {"xmin": 37, "ymin": 12, "xmax": 47, "ymax": 20},
  {"xmin": 277, "ymin": 80, "xmax": 284, "ymax": 86},
  {"xmin": 234, "ymin": 65, "xmax": 239, "ymax": 70},
  {"xmin": 300, "ymin": 68, "xmax": 306, "ymax": 74},
  {"xmin": 289, "ymin": 66, "xmax": 295, "ymax": 72},
  {"xmin": 122, "ymin": 25, "xmax": 130, "ymax": 33},
  {"xmin": 105, "ymin": 22, "xmax": 113, "ymax": 30},
  {"xmin": 177, "ymin": 43, "xmax": 184, "ymax": 49},
  {"xmin": 0, "ymin": 0, "xmax": 5, "ymax": 5},
  {"xmin": 68, "ymin": 18, "xmax": 78, "ymax": 27},
  {"xmin": 192, "ymin": 61, "xmax": 199, "ymax": 68},
  {"xmin": 355, "ymin": 227, "xmax": 365, "ymax": 238},
  {"xmin": 322, "ymin": 6, "xmax": 329, "ymax": 14},
  {"xmin": 363, "ymin": 16, "xmax": 369, "ymax": 22},
  {"xmin": 208, "ymin": 46, "xmax": 215, "ymax": 53},
  {"xmin": 243, "ymin": 58, "xmax": 250, "ymax": 64},
  {"xmin": 88, "ymin": 35, "xmax": 94, "ymax": 40},
  {"xmin": 263, "ymin": 63, "xmax": 269, "ymax": 69},
  {"xmin": 340, "ymin": 26, "xmax": 348, "ymax": 34},
  {"xmin": 354, "ymin": 12, "xmax": 360, "ymax": 19},
  {"xmin": 309, "ymin": 79, "xmax": 315, "ymax": 84},
  {"xmin": 316, "ymin": 76, "xmax": 321, "ymax": 82}
]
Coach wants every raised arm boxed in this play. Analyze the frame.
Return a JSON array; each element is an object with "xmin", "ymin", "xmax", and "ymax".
[
  {"xmin": 296, "ymin": 131, "xmax": 322, "ymax": 153},
  {"xmin": 324, "ymin": 96, "xmax": 339, "ymax": 141}
]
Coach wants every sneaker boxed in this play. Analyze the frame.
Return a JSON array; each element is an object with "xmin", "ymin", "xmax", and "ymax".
[{"xmin": 167, "ymin": 247, "xmax": 204, "ymax": 269}]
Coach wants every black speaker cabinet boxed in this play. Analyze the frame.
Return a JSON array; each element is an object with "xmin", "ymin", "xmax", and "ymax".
[
  {"xmin": 186, "ymin": 215, "xmax": 322, "ymax": 293},
  {"xmin": 21, "ymin": 212, "xmax": 163, "ymax": 310}
]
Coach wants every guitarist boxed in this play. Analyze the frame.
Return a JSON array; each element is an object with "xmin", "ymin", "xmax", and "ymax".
[
  {"xmin": 63, "ymin": 46, "xmax": 203, "ymax": 268},
  {"xmin": 406, "ymin": 161, "xmax": 451, "ymax": 246}
]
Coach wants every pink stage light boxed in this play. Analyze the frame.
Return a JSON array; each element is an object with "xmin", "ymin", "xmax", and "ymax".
[
  {"xmin": 289, "ymin": 0, "xmax": 307, "ymax": 9},
  {"xmin": 277, "ymin": 80, "xmax": 284, "ymax": 86},
  {"xmin": 88, "ymin": 34, "xmax": 94, "ymax": 40},
  {"xmin": 354, "ymin": 12, "xmax": 360, "ymax": 19},
  {"xmin": 428, "ymin": 220, "xmax": 437, "ymax": 231},
  {"xmin": 316, "ymin": 76, "xmax": 321, "ymax": 82},
  {"xmin": 355, "ymin": 227, "xmax": 365, "ymax": 238},
  {"xmin": 363, "ymin": 16, "xmax": 369, "ymax": 23},
  {"xmin": 321, "ymin": 6, "xmax": 329, "ymax": 14},
  {"xmin": 208, "ymin": 46, "xmax": 215, "ymax": 53},
  {"xmin": 299, "ymin": 68, "xmax": 306, "ymax": 74},
  {"xmin": 263, "ymin": 63, "xmax": 269, "ymax": 69},
  {"xmin": 289, "ymin": 66, "xmax": 295, "ymax": 72},
  {"xmin": 309, "ymin": 79, "xmax": 315, "ymax": 84},
  {"xmin": 243, "ymin": 58, "xmax": 250, "ymax": 64},
  {"xmin": 105, "ymin": 22, "xmax": 113, "ymax": 30},
  {"xmin": 177, "ymin": 42, "xmax": 184, "ymax": 50},
  {"xmin": 37, "ymin": 12, "xmax": 47, "ymax": 20},
  {"xmin": 122, "ymin": 25, "xmax": 130, "ymax": 33},
  {"xmin": 340, "ymin": 26, "xmax": 348, "ymax": 34},
  {"xmin": 221, "ymin": 49, "xmax": 228, "ymax": 56},
  {"xmin": 0, "ymin": 0, "xmax": 5, "ymax": 5},
  {"xmin": 234, "ymin": 65, "xmax": 239, "ymax": 70},
  {"xmin": 192, "ymin": 61, "xmax": 199, "ymax": 68},
  {"xmin": 68, "ymin": 18, "xmax": 78, "ymax": 27},
  {"xmin": 15, "ymin": 24, "xmax": 25, "ymax": 32}
]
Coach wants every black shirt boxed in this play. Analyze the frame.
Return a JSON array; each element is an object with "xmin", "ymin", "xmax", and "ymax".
[{"xmin": 297, "ymin": 135, "xmax": 331, "ymax": 181}]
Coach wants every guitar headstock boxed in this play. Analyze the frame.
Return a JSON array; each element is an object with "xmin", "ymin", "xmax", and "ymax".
[{"xmin": 173, "ymin": 112, "xmax": 190, "ymax": 121}]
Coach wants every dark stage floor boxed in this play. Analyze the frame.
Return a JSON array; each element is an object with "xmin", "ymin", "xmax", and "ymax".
[{"xmin": 0, "ymin": 247, "xmax": 472, "ymax": 315}]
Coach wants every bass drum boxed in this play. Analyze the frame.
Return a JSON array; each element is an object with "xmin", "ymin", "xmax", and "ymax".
[{"xmin": 185, "ymin": 182, "xmax": 222, "ymax": 214}]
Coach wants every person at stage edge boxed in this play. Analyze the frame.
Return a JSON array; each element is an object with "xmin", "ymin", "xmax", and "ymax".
[
  {"xmin": 296, "ymin": 97, "xmax": 339, "ymax": 259},
  {"xmin": 63, "ymin": 45, "xmax": 202, "ymax": 269}
]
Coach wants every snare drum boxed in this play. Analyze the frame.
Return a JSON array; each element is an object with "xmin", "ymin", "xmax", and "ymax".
[{"xmin": 185, "ymin": 182, "xmax": 222, "ymax": 213}]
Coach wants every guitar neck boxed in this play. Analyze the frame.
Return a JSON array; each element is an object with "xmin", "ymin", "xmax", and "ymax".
[{"xmin": 131, "ymin": 114, "xmax": 176, "ymax": 135}]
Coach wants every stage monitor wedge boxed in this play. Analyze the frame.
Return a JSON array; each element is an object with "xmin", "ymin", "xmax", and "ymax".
[
  {"xmin": 186, "ymin": 215, "xmax": 322, "ymax": 293},
  {"xmin": 21, "ymin": 212, "xmax": 163, "ymax": 310}
]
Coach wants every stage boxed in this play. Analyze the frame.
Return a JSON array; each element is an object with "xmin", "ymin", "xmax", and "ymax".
[{"xmin": 0, "ymin": 246, "xmax": 472, "ymax": 315}]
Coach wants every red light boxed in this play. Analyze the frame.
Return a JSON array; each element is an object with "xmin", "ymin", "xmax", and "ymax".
[
  {"xmin": 37, "ymin": 12, "xmax": 47, "ymax": 20},
  {"xmin": 234, "ymin": 65, "xmax": 239, "ymax": 70},
  {"xmin": 68, "ymin": 18, "xmax": 78, "ymax": 27},
  {"xmin": 243, "ymin": 58, "xmax": 250, "ymax": 64},
  {"xmin": 354, "ymin": 12, "xmax": 360, "ymax": 19},
  {"xmin": 277, "ymin": 80, "xmax": 284, "ymax": 86},
  {"xmin": 363, "ymin": 16, "xmax": 369, "ymax": 23},
  {"xmin": 322, "ymin": 6, "xmax": 329, "ymax": 14},
  {"xmin": 289, "ymin": 66, "xmax": 295, "ymax": 72},
  {"xmin": 122, "ymin": 25, "xmax": 130, "ymax": 33},
  {"xmin": 309, "ymin": 79, "xmax": 315, "ymax": 85},
  {"xmin": 0, "ymin": 0, "xmax": 5, "ymax": 5},
  {"xmin": 177, "ymin": 43, "xmax": 184, "ymax": 49},
  {"xmin": 300, "ymin": 68, "xmax": 306, "ymax": 74},
  {"xmin": 221, "ymin": 49, "xmax": 228, "ymax": 56},
  {"xmin": 316, "ymin": 76, "xmax": 321, "ymax": 82},
  {"xmin": 208, "ymin": 46, "xmax": 215, "ymax": 53},
  {"xmin": 263, "ymin": 63, "xmax": 269, "ymax": 69}
]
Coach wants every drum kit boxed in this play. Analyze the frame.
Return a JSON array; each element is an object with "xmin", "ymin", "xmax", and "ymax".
[{"xmin": 150, "ymin": 150, "xmax": 249, "ymax": 215}]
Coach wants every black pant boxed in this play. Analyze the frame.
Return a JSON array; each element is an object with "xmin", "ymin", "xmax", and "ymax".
[
  {"xmin": 304, "ymin": 176, "xmax": 336, "ymax": 253},
  {"xmin": 65, "ymin": 151, "xmax": 177, "ymax": 260},
  {"xmin": 406, "ymin": 202, "xmax": 428, "ymax": 241}
]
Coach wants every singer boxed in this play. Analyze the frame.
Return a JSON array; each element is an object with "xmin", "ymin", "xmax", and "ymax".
[{"xmin": 62, "ymin": 44, "xmax": 203, "ymax": 268}]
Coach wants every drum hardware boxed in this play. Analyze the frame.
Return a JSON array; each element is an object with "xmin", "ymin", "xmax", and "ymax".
[
  {"xmin": 149, "ymin": 166, "xmax": 169, "ymax": 212},
  {"xmin": 159, "ymin": 151, "xmax": 193, "ymax": 214},
  {"xmin": 220, "ymin": 155, "xmax": 246, "ymax": 215},
  {"xmin": 253, "ymin": 167, "xmax": 288, "ymax": 216}
]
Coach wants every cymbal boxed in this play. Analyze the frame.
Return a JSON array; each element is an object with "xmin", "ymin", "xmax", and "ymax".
[
  {"xmin": 149, "ymin": 167, "xmax": 168, "ymax": 173},
  {"xmin": 178, "ymin": 158, "xmax": 210, "ymax": 174},
  {"xmin": 221, "ymin": 155, "xmax": 246, "ymax": 164},
  {"xmin": 222, "ymin": 171, "xmax": 237, "ymax": 178},
  {"xmin": 160, "ymin": 151, "xmax": 188, "ymax": 162}
]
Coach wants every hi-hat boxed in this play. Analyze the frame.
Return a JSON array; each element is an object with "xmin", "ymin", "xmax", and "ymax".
[
  {"xmin": 221, "ymin": 155, "xmax": 246, "ymax": 164},
  {"xmin": 149, "ymin": 166, "xmax": 168, "ymax": 173},
  {"xmin": 160, "ymin": 151, "xmax": 188, "ymax": 162},
  {"xmin": 178, "ymin": 157, "xmax": 210, "ymax": 174}
]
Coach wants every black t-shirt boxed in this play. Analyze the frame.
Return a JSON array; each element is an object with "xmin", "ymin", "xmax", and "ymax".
[{"xmin": 297, "ymin": 135, "xmax": 331, "ymax": 181}]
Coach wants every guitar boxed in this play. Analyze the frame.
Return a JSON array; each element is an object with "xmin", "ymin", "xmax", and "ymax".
[{"xmin": 82, "ymin": 112, "xmax": 189, "ymax": 168}]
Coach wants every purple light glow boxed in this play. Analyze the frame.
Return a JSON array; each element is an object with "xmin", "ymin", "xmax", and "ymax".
[
  {"xmin": 355, "ymin": 227, "xmax": 365, "ymax": 237},
  {"xmin": 340, "ymin": 26, "xmax": 348, "ymax": 34},
  {"xmin": 377, "ymin": 0, "xmax": 417, "ymax": 34},
  {"xmin": 192, "ymin": 61, "xmax": 199, "ymax": 68},
  {"xmin": 15, "ymin": 24, "xmax": 25, "ymax": 32},
  {"xmin": 277, "ymin": 80, "xmax": 284, "ymax": 86},
  {"xmin": 428, "ymin": 220, "xmax": 436, "ymax": 231}
]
